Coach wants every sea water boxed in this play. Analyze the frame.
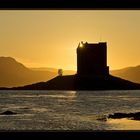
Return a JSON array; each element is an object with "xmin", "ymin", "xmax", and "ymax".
[{"xmin": 0, "ymin": 90, "xmax": 140, "ymax": 130}]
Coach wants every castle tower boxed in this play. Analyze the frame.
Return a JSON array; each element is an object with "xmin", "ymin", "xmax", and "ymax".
[{"xmin": 77, "ymin": 42, "xmax": 109, "ymax": 76}]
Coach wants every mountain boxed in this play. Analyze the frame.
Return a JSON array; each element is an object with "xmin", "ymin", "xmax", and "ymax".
[
  {"xmin": 31, "ymin": 65, "xmax": 140, "ymax": 84},
  {"xmin": 0, "ymin": 57, "xmax": 57, "ymax": 87},
  {"xmin": 110, "ymin": 65, "xmax": 140, "ymax": 84},
  {"xmin": 0, "ymin": 56, "xmax": 140, "ymax": 88}
]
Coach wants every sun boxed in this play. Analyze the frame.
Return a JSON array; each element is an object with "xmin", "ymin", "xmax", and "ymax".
[
  {"xmin": 79, "ymin": 43, "xmax": 83, "ymax": 48},
  {"xmin": 79, "ymin": 42, "xmax": 84, "ymax": 48}
]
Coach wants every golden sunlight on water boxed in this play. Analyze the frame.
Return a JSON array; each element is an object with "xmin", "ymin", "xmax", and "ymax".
[
  {"xmin": 44, "ymin": 91, "xmax": 77, "ymax": 99},
  {"xmin": 107, "ymin": 118, "xmax": 140, "ymax": 130}
]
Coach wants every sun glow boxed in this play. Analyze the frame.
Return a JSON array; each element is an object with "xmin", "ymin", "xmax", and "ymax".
[
  {"xmin": 79, "ymin": 44, "xmax": 83, "ymax": 48},
  {"xmin": 0, "ymin": 10, "xmax": 140, "ymax": 70},
  {"xmin": 79, "ymin": 42, "xmax": 84, "ymax": 48}
]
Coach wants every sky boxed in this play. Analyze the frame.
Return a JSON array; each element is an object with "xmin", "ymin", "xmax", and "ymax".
[{"xmin": 0, "ymin": 10, "xmax": 140, "ymax": 70}]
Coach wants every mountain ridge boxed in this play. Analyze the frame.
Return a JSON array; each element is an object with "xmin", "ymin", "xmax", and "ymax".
[
  {"xmin": 0, "ymin": 56, "xmax": 57, "ymax": 87},
  {"xmin": 0, "ymin": 56, "xmax": 140, "ymax": 88},
  {"xmin": 110, "ymin": 65, "xmax": 140, "ymax": 83}
]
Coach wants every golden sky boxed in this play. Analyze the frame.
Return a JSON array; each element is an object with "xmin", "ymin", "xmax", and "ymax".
[{"xmin": 0, "ymin": 10, "xmax": 140, "ymax": 70}]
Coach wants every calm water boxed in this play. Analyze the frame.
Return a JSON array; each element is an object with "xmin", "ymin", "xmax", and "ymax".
[{"xmin": 0, "ymin": 90, "xmax": 140, "ymax": 130}]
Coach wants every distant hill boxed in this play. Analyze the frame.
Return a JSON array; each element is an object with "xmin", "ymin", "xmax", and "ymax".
[
  {"xmin": 31, "ymin": 65, "xmax": 140, "ymax": 84},
  {"xmin": 0, "ymin": 56, "xmax": 140, "ymax": 88},
  {"xmin": 31, "ymin": 67, "xmax": 58, "ymax": 73},
  {"xmin": 110, "ymin": 65, "xmax": 140, "ymax": 84},
  {"xmin": 0, "ymin": 57, "xmax": 57, "ymax": 87},
  {"xmin": 31, "ymin": 67, "xmax": 76, "ymax": 75}
]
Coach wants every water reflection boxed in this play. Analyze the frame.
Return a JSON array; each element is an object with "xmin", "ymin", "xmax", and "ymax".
[
  {"xmin": 0, "ymin": 90, "xmax": 140, "ymax": 130},
  {"xmin": 10, "ymin": 91, "xmax": 77, "ymax": 100},
  {"xmin": 107, "ymin": 118, "xmax": 140, "ymax": 130},
  {"xmin": 46, "ymin": 91, "xmax": 77, "ymax": 99}
]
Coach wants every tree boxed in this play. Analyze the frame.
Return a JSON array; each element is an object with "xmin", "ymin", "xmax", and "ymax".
[{"xmin": 58, "ymin": 69, "xmax": 63, "ymax": 76}]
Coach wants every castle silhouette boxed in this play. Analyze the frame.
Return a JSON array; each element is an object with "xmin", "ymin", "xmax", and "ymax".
[
  {"xmin": 8, "ymin": 41, "xmax": 140, "ymax": 90},
  {"xmin": 77, "ymin": 41, "xmax": 109, "ymax": 76}
]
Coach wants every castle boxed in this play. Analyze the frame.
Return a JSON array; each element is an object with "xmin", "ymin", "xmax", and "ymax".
[
  {"xmin": 77, "ymin": 42, "xmax": 109, "ymax": 76},
  {"xmin": 10, "ymin": 41, "xmax": 140, "ymax": 90}
]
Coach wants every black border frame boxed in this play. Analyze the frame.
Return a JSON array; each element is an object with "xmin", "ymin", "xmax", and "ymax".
[
  {"xmin": 0, "ymin": 0, "xmax": 140, "ymax": 9},
  {"xmin": 1, "ymin": 0, "xmax": 140, "ymax": 139}
]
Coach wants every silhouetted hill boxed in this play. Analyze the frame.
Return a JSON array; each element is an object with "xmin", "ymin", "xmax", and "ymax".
[
  {"xmin": 1, "ymin": 56, "xmax": 140, "ymax": 89},
  {"xmin": 11, "ymin": 74, "xmax": 140, "ymax": 90},
  {"xmin": 0, "ymin": 57, "xmax": 57, "ymax": 87},
  {"xmin": 110, "ymin": 65, "xmax": 140, "ymax": 84},
  {"xmin": 31, "ymin": 66, "xmax": 140, "ymax": 84}
]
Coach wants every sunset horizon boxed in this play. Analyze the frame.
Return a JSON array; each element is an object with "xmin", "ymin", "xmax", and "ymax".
[
  {"xmin": 0, "ymin": 10, "xmax": 140, "ymax": 71},
  {"xmin": 1, "ymin": 10, "xmax": 140, "ymax": 131}
]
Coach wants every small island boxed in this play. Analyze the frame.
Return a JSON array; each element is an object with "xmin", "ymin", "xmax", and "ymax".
[{"xmin": 3, "ymin": 41, "xmax": 139, "ymax": 90}]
